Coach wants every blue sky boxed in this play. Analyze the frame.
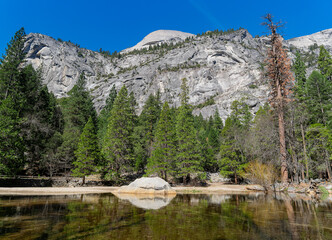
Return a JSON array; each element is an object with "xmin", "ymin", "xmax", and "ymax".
[{"xmin": 1, "ymin": 0, "xmax": 332, "ymax": 55}]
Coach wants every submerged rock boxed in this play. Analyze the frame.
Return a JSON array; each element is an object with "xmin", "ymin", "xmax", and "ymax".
[{"xmin": 117, "ymin": 177, "xmax": 176, "ymax": 195}]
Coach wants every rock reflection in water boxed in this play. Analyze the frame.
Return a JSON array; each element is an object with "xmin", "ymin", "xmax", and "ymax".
[
  {"xmin": 0, "ymin": 193, "xmax": 331, "ymax": 240},
  {"xmin": 113, "ymin": 193, "xmax": 175, "ymax": 210}
]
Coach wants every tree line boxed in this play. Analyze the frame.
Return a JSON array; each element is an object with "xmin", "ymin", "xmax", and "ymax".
[{"xmin": 0, "ymin": 26, "xmax": 331, "ymax": 185}]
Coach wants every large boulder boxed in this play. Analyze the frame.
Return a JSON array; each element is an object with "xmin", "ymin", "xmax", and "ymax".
[{"xmin": 117, "ymin": 177, "xmax": 176, "ymax": 195}]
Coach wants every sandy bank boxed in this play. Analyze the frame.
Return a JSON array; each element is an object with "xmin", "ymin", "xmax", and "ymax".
[
  {"xmin": 0, "ymin": 184, "xmax": 260, "ymax": 196},
  {"xmin": 0, "ymin": 186, "xmax": 119, "ymax": 195}
]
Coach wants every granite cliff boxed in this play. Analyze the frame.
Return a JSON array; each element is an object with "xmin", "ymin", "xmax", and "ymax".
[{"xmin": 22, "ymin": 28, "xmax": 332, "ymax": 120}]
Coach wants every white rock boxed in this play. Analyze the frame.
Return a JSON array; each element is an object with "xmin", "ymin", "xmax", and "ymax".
[
  {"xmin": 128, "ymin": 177, "xmax": 172, "ymax": 190},
  {"xmin": 123, "ymin": 30, "xmax": 194, "ymax": 53}
]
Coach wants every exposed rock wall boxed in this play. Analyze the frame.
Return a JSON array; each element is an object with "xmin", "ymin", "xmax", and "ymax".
[{"xmin": 23, "ymin": 28, "xmax": 332, "ymax": 120}]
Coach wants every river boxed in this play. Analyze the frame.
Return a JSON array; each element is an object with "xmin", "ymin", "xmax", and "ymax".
[{"xmin": 0, "ymin": 193, "xmax": 331, "ymax": 239}]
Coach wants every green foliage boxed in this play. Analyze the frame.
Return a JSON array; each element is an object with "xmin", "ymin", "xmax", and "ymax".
[
  {"xmin": 219, "ymin": 117, "xmax": 247, "ymax": 182},
  {"xmin": 97, "ymin": 84, "xmax": 117, "ymax": 149},
  {"xmin": 0, "ymin": 28, "xmax": 26, "ymax": 174},
  {"xmin": 305, "ymin": 71, "xmax": 332, "ymax": 125},
  {"xmin": 230, "ymin": 100, "xmax": 252, "ymax": 129},
  {"xmin": 196, "ymin": 27, "xmax": 243, "ymax": 37},
  {"xmin": 73, "ymin": 117, "xmax": 100, "ymax": 180},
  {"xmin": 56, "ymin": 73, "xmax": 96, "ymax": 174},
  {"xmin": 102, "ymin": 85, "xmax": 135, "ymax": 180},
  {"xmin": 147, "ymin": 102, "xmax": 177, "ymax": 180},
  {"xmin": 175, "ymin": 79, "xmax": 202, "ymax": 182},
  {"xmin": 133, "ymin": 92, "xmax": 161, "ymax": 172},
  {"xmin": 317, "ymin": 46, "xmax": 332, "ymax": 81},
  {"xmin": 0, "ymin": 28, "xmax": 64, "ymax": 176},
  {"xmin": 219, "ymin": 101, "xmax": 251, "ymax": 182},
  {"xmin": 305, "ymin": 124, "xmax": 332, "ymax": 178},
  {"xmin": 248, "ymin": 84, "xmax": 258, "ymax": 89},
  {"xmin": 195, "ymin": 96, "xmax": 215, "ymax": 109},
  {"xmin": 293, "ymin": 52, "xmax": 307, "ymax": 100},
  {"xmin": 0, "ymin": 97, "xmax": 24, "ymax": 175}
]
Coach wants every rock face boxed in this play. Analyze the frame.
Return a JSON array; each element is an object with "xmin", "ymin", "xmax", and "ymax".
[
  {"xmin": 123, "ymin": 30, "xmax": 194, "ymax": 53},
  {"xmin": 287, "ymin": 28, "xmax": 332, "ymax": 51},
  {"xmin": 22, "ymin": 28, "xmax": 332, "ymax": 120},
  {"xmin": 117, "ymin": 177, "xmax": 176, "ymax": 195}
]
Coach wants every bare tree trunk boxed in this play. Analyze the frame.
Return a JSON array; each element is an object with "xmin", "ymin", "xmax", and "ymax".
[
  {"xmin": 301, "ymin": 167, "xmax": 305, "ymax": 181},
  {"xmin": 300, "ymin": 124, "xmax": 309, "ymax": 179},
  {"xmin": 277, "ymin": 89, "xmax": 288, "ymax": 183}
]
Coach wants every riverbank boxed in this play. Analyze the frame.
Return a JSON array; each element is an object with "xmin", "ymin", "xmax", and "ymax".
[
  {"xmin": 0, "ymin": 182, "xmax": 330, "ymax": 196},
  {"xmin": 0, "ymin": 184, "xmax": 258, "ymax": 195}
]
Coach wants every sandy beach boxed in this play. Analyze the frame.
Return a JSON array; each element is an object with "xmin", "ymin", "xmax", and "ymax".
[{"xmin": 0, "ymin": 183, "xmax": 261, "ymax": 196}]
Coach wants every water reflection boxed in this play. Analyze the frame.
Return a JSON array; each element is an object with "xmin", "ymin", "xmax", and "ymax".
[
  {"xmin": 0, "ymin": 193, "xmax": 331, "ymax": 240},
  {"xmin": 113, "ymin": 193, "xmax": 175, "ymax": 210}
]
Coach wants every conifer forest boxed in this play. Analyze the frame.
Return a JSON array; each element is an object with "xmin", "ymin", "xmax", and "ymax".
[{"xmin": 0, "ymin": 23, "xmax": 331, "ymax": 186}]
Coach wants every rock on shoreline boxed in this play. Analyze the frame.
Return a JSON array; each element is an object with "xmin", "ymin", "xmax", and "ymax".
[{"xmin": 117, "ymin": 177, "xmax": 176, "ymax": 195}]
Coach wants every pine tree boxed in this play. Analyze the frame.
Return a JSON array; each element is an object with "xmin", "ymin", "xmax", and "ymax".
[
  {"xmin": 213, "ymin": 109, "xmax": 224, "ymax": 134},
  {"xmin": 102, "ymin": 85, "xmax": 134, "ymax": 180},
  {"xmin": 147, "ymin": 102, "xmax": 176, "ymax": 181},
  {"xmin": 0, "ymin": 28, "xmax": 26, "ymax": 175},
  {"xmin": 262, "ymin": 14, "xmax": 293, "ymax": 183},
  {"xmin": 57, "ymin": 73, "xmax": 96, "ymax": 174},
  {"xmin": 218, "ymin": 100, "xmax": 251, "ymax": 183},
  {"xmin": 219, "ymin": 118, "xmax": 246, "ymax": 184},
  {"xmin": 133, "ymin": 92, "xmax": 161, "ymax": 172},
  {"xmin": 293, "ymin": 52, "xmax": 307, "ymax": 100},
  {"xmin": 0, "ymin": 27, "xmax": 26, "ymax": 102},
  {"xmin": 20, "ymin": 66, "xmax": 64, "ymax": 175},
  {"xmin": 305, "ymin": 71, "xmax": 332, "ymax": 125},
  {"xmin": 317, "ymin": 46, "xmax": 332, "ymax": 81},
  {"xmin": 176, "ymin": 78, "xmax": 202, "ymax": 184},
  {"xmin": 97, "ymin": 84, "xmax": 117, "ymax": 148},
  {"xmin": 0, "ymin": 97, "xmax": 24, "ymax": 175},
  {"xmin": 73, "ymin": 117, "xmax": 100, "ymax": 184}
]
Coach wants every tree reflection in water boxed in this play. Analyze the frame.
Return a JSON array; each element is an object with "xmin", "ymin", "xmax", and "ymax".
[{"xmin": 0, "ymin": 193, "xmax": 331, "ymax": 239}]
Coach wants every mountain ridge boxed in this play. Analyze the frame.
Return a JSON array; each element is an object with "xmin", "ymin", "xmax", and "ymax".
[{"xmin": 23, "ymin": 28, "xmax": 332, "ymax": 120}]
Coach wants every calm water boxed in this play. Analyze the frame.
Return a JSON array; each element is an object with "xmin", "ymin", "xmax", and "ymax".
[{"xmin": 0, "ymin": 193, "xmax": 332, "ymax": 240}]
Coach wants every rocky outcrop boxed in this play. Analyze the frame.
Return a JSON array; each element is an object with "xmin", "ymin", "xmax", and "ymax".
[
  {"xmin": 22, "ymin": 28, "xmax": 332, "ymax": 120},
  {"xmin": 123, "ymin": 30, "xmax": 194, "ymax": 53},
  {"xmin": 287, "ymin": 28, "xmax": 332, "ymax": 51},
  {"xmin": 117, "ymin": 177, "xmax": 176, "ymax": 195}
]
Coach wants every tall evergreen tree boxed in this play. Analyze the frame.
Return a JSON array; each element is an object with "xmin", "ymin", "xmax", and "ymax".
[
  {"xmin": 213, "ymin": 109, "xmax": 224, "ymax": 134},
  {"xmin": 317, "ymin": 46, "xmax": 332, "ymax": 81},
  {"xmin": 219, "ymin": 117, "xmax": 246, "ymax": 184},
  {"xmin": 73, "ymin": 117, "xmax": 100, "ymax": 184},
  {"xmin": 0, "ymin": 27, "xmax": 26, "ymax": 102},
  {"xmin": 57, "ymin": 73, "xmax": 96, "ymax": 174},
  {"xmin": 305, "ymin": 71, "xmax": 332, "ymax": 125},
  {"xmin": 102, "ymin": 85, "xmax": 134, "ymax": 180},
  {"xmin": 263, "ymin": 14, "xmax": 293, "ymax": 183},
  {"xmin": 293, "ymin": 52, "xmax": 307, "ymax": 100},
  {"xmin": 0, "ymin": 28, "xmax": 27, "ymax": 175},
  {"xmin": 176, "ymin": 78, "xmax": 202, "ymax": 183},
  {"xmin": 147, "ymin": 102, "xmax": 176, "ymax": 181},
  {"xmin": 133, "ymin": 92, "xmax": 161, "ymax": 172},
  {"xmin": 97, "ymin": 84, "xmax": 117, "ymax": 148},
  {"xmin": 0, "ymin": 97, "xmax": 24, "ymax": 175},
  {"xmin": 0, "ymin": 28, "xmax": 64, "ymax": 175},
  {"xmin": 219, "ymin": 100, "xmax": 251, "ymax": 183}
]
